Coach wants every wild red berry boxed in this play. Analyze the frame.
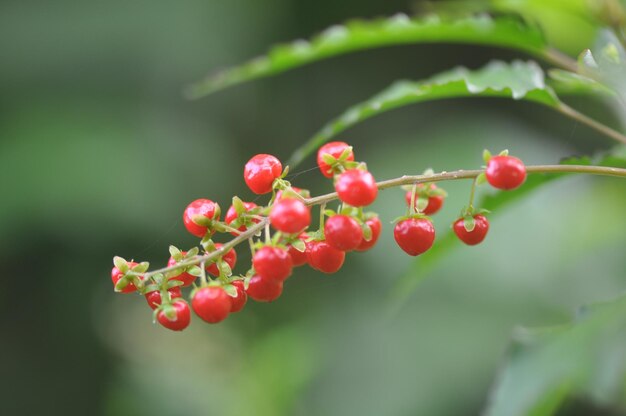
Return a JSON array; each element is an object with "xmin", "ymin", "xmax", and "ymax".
[
  {"xmin": 192, "ymin": 286, "xmax": 232, "ymax": 324},
  {"xmin": 335, "ymin": 169, "xmax": 378, "ymax": 207},
  {"xmin": 229, "ymin": 280, "xmax": 247, "ymax": 312},
  {"xmin": 157, "ymin": 300, "xmax": 191, "ymax": 331},
  {"xmin": 317, "ymin": 141, "xmax": 354, "ymax": 178},
  {"xmin": 270, "ymin": 198, "xmax": 311, "ymax": 234},
  {"xmin": 244, "ymin": 154, "xmax": 282, "ymax": 194},
  {"xmin": 145, "ymin": 287, "xmax": 182, "ymax": 310},
  {"xmin": 306, "ymin": 240, "xmax": 345, "ymax": 273},
  {"xmin": 356, "ymin": 216, "xmax": 382, "ymax": 252},
  {"xmin": 324, "ymin": 215, "xmax": 363, "ymax": 251},
  {"xmin": 485, "ymin": 155, "xmax": 527, "ymax": 190},
  {"xmin": 246, "ymin": 275, "xmax": 283, "ymax": 302},
  {"xmin": 288, "ymin": 233, "xmax": 309, "ymax": 267},
  {"xmin": 225, "ymin": 201, "xmax": 259, "ymax": 236},
  {"xmin": 167, "ymin": 252, "xmax": 196, "ymax": 287},
  {"xmin": 183, "ymin": 199, "xmax": 220, "ymax": 238},
  {"xmin": 253, "ymin": 246, "xmax": 293, "ymax": 282},
  {"xmin": 405, "ymin": 184, "xmax": 445, "ymax": 215},
  {"xmin": 394, "ymin": 218, "xmax": 435, "ymax": 256},
  {"xmin": 111, "ymin": 261, "xmax": 142, "ymax": 293},
  {"xmin": 453, "ymin": 215, "xmax": 490, "ymax": 246},
  {"xmin": 205, "ymin": 244, "xmax": 237, "ymax": 277}
]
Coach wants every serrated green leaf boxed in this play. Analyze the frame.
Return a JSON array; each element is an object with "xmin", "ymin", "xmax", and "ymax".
[
  {"xmin": 113, "ymin": 256, "xmax": 128, "ymax": 272},
  {"xmin": 288, "ymin": 60, "xmax": 561, "ymax": 166},
  {"xmin": 484, "ymin": 294, "xmax": 626, "ymax": 416},
  {"xmin": 186, "ymin": 14, "xmax": 547, "ymax": 98}
]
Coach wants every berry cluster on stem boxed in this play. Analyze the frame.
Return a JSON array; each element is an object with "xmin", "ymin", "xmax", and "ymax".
[{"xmin": 111, "ymin": 144, "xmax": 626, "ymax": 331}]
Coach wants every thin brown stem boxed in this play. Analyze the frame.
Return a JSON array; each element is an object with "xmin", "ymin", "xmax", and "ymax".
[
  {"xmin": 558, "ymin": 103, "xmax": 626, "ymax": 145},
  {"xmin": 136, "ymin": 164, "xmax": 626, "ymax": 279}
]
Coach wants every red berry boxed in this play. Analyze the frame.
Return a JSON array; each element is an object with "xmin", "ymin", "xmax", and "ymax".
[
  {"xmin": 270, "ymin": 198, "xmax": 311, "ymax": 234},
  {"xmin": 167, "ymin": 252, "xmax": 196, "ymax": 287},
  {"xmin": 324, "ymin": 215, "xmax": 363, "ymax": 251},
  {"xmin": 404, "ymin": 184, "xmax": 444, "ymax": 215},
  {"xmin": 205, "ymin": 244, "xmax": 237, "ymax": 277},
  {"xmin": 393, "ymin": 218, "xmax": 435, "ymax": 256},
  {"xmin": 192, "ymin": 286, "xmax": 232, "ymax": 324},
  {"xmin": 253, "ymin": 246, "xmax": 292, "ymax": 282},
  {"xmin": 335, "ymin": 169, "xmax": 378, "ymax": 207},
  {"xmin": 453, "ymin": 215, "xmax": 490, "ymax": 246},
  {"xmin": 288, "ymin": 233, "xmax": 309, "ymax": 267},
  {"xmin": 246, "ymin": 275, "xmax": 283, "ymax": 302},
  {"xmin": 244, "ymin": 154, "xmax": 282, "ymax": 194},
  {"xmin": 317, "ymin": 141, "xmax": 354, "ymax": 178},
  {"xmin": 111, "ymin": 261, "xmax": 142, "ymax": 293},
  {"xmin": 157, "ymin": 300, "xmax": 191, "ymax": 331},
  {"xmin": 306, "ymin": 240, "xmax": 345, "ymax": 273},
  {"xmin": 225, "ymin": 201, "xmax": 259, "ymax": 236},
  {"xmin": 183, "ymin": 199, "xmax": 220, "ymax": 238},
  {"xmin": 356, "ymin": 216, "xmax": 382, "ymax": 252},
  {"xmin": 230, "ymin": 280, "xmax": 248, "ymax": 313},
  {"xmin": 145, "ymin": 287, "xmax": 182, "ymax": 310},
  {"xmin": 485, "ymin": 155, "xmax": 527, "ymax": 190}
]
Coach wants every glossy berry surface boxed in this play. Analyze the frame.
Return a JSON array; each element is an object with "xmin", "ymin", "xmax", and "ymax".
[
  {"xmin": 111, "ymin": 261, "xmax": 141, "ymax": 293},
  {"xmin": 225, "ymin": 201, "xmax": 259, "ymax": 236},
  {"xmin": 306, "ymin": 240, "xmax": 345, "ymax": 273},
  {"xmin": 167, "ymin": 252, "xmax": 196, "ymax": 287},
  {"xmin": 453, "ymin": 215, "xmax": 490, "ymax": 246},
  {"xmin": 394, "ymin": 218, "xmax": 435, "ymax": 256},
  {"xmin": 405, "ymin": 184, "xmax": 444, "ymax": 215},
  {"xmin": 288, "ymin": 233, "xmax": 309, "ymax": 267},
  {"xmin": 317, "ymin": 141, "xmax": 354, "ymax": 178},
  {"xmin": 183, "ymin": 199, "xmax": 220, "ymax": 238},
  {"xmin": 205, "ymin": 244, "xmax": 237, "ymax": 277},
  {"xmin": 244, "ymin": 154, "xmax": 282, "ymax": 194},
  {"xmin": 335, "ymin": 169, "xmax": 378, "ymax": 207},
  {"xmin": 270, "ymin": 198, "xmax": 311, "ymax": 234},
  {"xmin": 324, "ymin": 215, "xmax": 363, "ymax": 251},
  {"xmin": 145, "ymin": 286, "xmax": 182, "ymax": 310},
  {"xmin": 157, "ymin": 300, "xmax": 191, "ymax": 331},
  {"xmin": 246, "ymin": 275, "xmax": 283, "ymax": 302},
  {"xmin": 356, "ymin": 216, "xmax": 382, "ymax": 252},
  {"xmin": 229, "ymin": 280, "xmax": 248, "ymax": 313},
  {"xmin": 485, "ymin": 155, "xmax": 527, "ymax": 190},
  {"xmin": 253, "ymin": 246, "xmax": 293, "ymax": 282},
  {"xmin": 192, "ymin": 286, "xmax": 232, "ymax": 324}
]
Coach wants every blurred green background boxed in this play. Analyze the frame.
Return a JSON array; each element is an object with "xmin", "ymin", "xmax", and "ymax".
[{"xmin": 1, "ymin": 1, "xmax": 625, "ymax": 415}]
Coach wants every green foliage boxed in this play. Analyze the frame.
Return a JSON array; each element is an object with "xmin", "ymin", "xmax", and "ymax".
[
  {"xmin": 485, "ymin": 294, "xmax": 626, "ymax": 415},
  {"xmin": 288, "ymin": 60, "xmax": 596, "ymax": 166},
  {"xmin": 185, "ymin": 14, "xmax": 548, "ymax": 98}
]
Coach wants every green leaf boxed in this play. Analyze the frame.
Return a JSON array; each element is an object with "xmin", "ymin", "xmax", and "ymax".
[
  {"xmin": 484, "ymin": 294, "xmax": 626, "ymax": 416},
  {"xmin": 291, "ymin": 239, "xmax": 306, "ymax": 253},
  {"xmin": 232, "ymin": 196, "xmax": 246, "ymax": 215},
  {"xmin": 186, "ymin": 246, "xmax": 200, "ymax": 258},
  {"xmin": 416, "ymin": 195, "xmax": 429, "ymax": 212},
  {"xmin": 483, "ymin": 149, "xmax": 493, "ymax": 164},
  {"xmin": 476, "ymin": 172, "xmax": 488, "ymax": 185},
  {"xmin": 288, "ymin": 60, "xmax": 561, "ymax": 166},
  {"xmin": 186, "ymin": 14, "xmax": 547, "ymax": 98},
  {"xmin": 388, "ymin": 151, "xmax": 626, "ymax": 313},
  {"xmin": 168, "ymin": 245, "xmax": 182, "ymax": 260},
  {"xmin": 219, "ymin": 260, "xmax": 233, "ymax": 277},
  {"xmin": 188, "ymin": 266, "xmax": 202, "ymax": 277},
  {"xmin": 361, "ymin": 221, "xmax": 373, "ymax": 241},
  {"xmin": 131, "ymin": 261, "xmax": 150, "ymax": 274},
  {"xmin": 223, "ymin": 284, "xmax": 238, "ymax": 298}
]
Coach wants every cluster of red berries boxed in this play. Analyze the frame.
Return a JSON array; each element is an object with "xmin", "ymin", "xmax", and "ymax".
[{"xmin": 111, "ymin": 145, "xmax": 526, "ymax": 331}]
